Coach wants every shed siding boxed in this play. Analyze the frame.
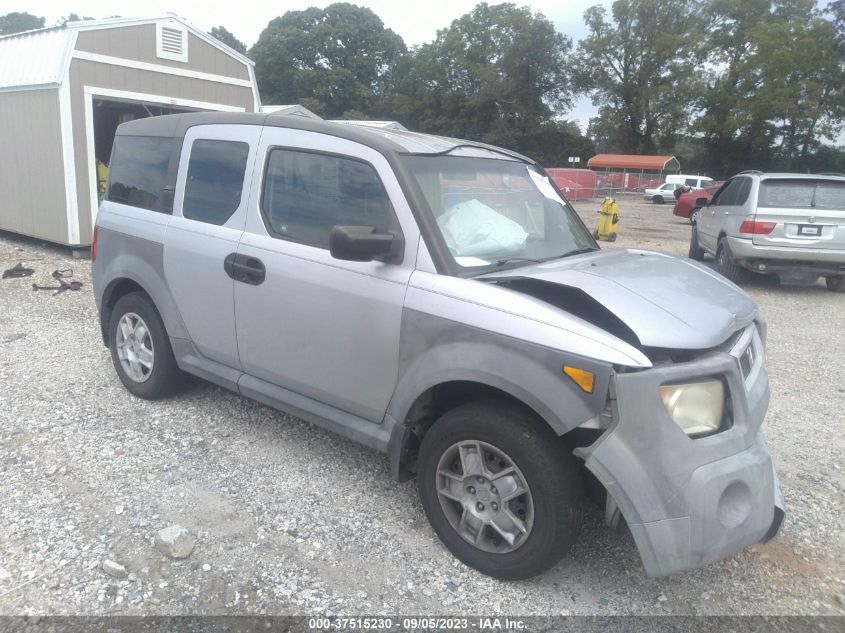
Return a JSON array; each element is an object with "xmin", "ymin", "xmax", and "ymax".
[
  {"xmin": 68, "ymin": 58, "xmax": 255, "ymax": 243},
  {"xmin": 0, "ymin": 89, "xmax": 68, "ymax": 243},
  {"xmin": 74, "ymin": 25, "xmax": 250, "ymax": 81}
]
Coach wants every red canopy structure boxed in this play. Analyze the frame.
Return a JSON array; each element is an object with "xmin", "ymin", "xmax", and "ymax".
[
  {"xmin": 587, "ymin": 154, "xmax": 680, "ymax": 194},
  {"xmin": 587, "ymin": 154, "xmax": 680, "ymax": 171}
]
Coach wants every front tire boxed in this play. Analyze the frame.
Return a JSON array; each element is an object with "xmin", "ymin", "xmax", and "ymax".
[
  {"xmin": 690, "ymin": 208, "xmax": 701, "ymax": 224},
  {"xmin": 653, "ymin": 195, "xmax": 664, "ymax": 204},
  {"xmin": 108, "ymin": 292, "xmax": 187, "ymax": 399},
  {"xmin": 417, "ymin": 401, "xmax": 582, "ymax": 580},
  {"xmin": 715, "ymin": 237, "xmax": 746, "ymax": 284}
]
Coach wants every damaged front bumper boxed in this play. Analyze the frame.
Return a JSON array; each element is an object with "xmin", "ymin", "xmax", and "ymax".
[{"xmin": 576, "ymin": 323, "xmax": 785, "ymax": 577}]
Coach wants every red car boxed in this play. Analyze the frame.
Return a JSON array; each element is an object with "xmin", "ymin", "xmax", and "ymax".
[{"xmin": 673, "ymin": 184, "xmax": 722, "ymax": 224}]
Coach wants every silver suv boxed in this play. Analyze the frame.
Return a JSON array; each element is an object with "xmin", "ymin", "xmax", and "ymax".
[
  {"xmin": 92, "ymin": 113, "xmax": 784, "ymax": 580},
  {"xmin": 689, "ymin": 171, "xmax": 845, "ymax": 289}
]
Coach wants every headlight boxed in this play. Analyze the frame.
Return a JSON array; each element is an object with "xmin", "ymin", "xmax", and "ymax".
[{"xmin": 659, "ymin": 379, "xmax": 726, "ymax": 436}]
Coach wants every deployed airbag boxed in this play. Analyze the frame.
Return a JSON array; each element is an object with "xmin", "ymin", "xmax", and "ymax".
[{"xmin": 437, "ymin": 199, "xmax": 528, "ymax": 257}]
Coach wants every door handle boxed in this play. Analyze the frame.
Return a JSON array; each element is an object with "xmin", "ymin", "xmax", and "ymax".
[{"xmin": 224, "ymin": 253, "xmax": 266, "ymax": 285}]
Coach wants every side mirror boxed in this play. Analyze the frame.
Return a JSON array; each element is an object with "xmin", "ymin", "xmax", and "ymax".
[
  {"xmin": 695, "ymin": 197, "xmax": 709, "ymax": 207},
  {"xmin": 330, "ymin": 225, "xmax": 402, "ymax": 263}
]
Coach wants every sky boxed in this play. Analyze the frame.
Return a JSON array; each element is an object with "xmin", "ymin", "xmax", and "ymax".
[{"xmin": 3, "ymin": 0, "xmax": 613, "ymax": 126}]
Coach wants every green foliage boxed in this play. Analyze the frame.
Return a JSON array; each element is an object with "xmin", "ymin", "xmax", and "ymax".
[
  {"xmin": 389, "ymin": 3, "xmax": 585, "ymax": 164},
  {"xmin": 250, "ymin": 3, "xmax": 406, "ymax": 118},
  {"xmin": 574, "ymin": 0, "xmax": 703, "ymax": 155},
  {"xmin": 210, "ymin": 26, "xmax": 247, "ymax": 55},
  {"xmin": 693, "ymin": 0, "xmax": 845, "ymax": 176},
  {"xmin": 0, "ymin": 11, "xmax": 45, "ymax": 35}
]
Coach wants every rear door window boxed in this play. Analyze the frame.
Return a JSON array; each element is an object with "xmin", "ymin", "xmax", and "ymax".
[
  {"xmin": 107, "ymin": 136, "xmax": 173, "ymax": 212},
  {"xmin": 260, "ymin": 148, "xmax": 395, "ymax": 249},
  {"xmin": 712, "ymin": 178, "xmax": 742, "ymax": 206},
  {"xmin": 182, "ymin": 139, "xmax": 250, "ymax": 226}
]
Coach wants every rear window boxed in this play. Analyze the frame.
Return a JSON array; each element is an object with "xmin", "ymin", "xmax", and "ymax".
[
  {"xmin": 107, "ymin": 136, "xmax": 173, "ymax": 212},
  {"xmin": 182, "ymin": 139, "xmax": 250, "ymax": 226},
  {"xmin": 759, "ymin": 180, "xmax": 845, "ymax": 209}
]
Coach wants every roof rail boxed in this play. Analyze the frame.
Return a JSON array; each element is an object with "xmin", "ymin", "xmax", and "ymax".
[
  {"xmin": 816, "ymin": 172, "xmax": 845, "ymax": 176},
  {"xmin": 736, "ymin": 170, "xmax": 763, "ymax": 175}
]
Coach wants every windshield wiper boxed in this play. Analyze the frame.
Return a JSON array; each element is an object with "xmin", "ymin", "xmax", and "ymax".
[
  {"xmin": 551, "ymin": 247, "xmax": 599, "ymax": 260},
  {"xmin": 493, "ymin": 256, "xmax": 542, "ymax": 266}
]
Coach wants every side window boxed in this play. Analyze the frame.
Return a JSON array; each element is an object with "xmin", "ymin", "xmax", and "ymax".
[
  {"xmin": 713, "ymin": 178, "xmax": 742, "ymax": 206},
  {"xmin": 685, "ymin": 178, "xmax": 698, "ymax": 186},
  {"xmin": 261, "ymin": 148, "xmax": 394, "ymax": 249},
  {"xmin": 182, "ymin": 139, "xmax": 250, "ymax": 226},
  {"xmin": 107, "ymin": 136, "xmax": 173, "ymax": 212},
  {"xmin": 734, "ymin": 177, "xmax": 752, "ymax": 206}
]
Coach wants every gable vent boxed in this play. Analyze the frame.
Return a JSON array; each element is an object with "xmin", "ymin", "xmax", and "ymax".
[
  {"xmin": 156, "ymin": 22, "xmax": 189, "ymax": 62},
  {"xmin": 160, "ymin": 27, "xmax": 183, "ymax": 55}
]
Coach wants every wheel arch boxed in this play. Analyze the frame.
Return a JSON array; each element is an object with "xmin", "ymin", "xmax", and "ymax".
[
  {"xmin": 388, "ymin": 378, "xmax": 555, "ymax": 481},
  {"xmin": 99, "ymin": 273, "xmax": 186, "ymax": 346}
]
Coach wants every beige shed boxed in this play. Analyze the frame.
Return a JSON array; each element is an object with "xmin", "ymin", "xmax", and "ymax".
[{"xmin": 0, "ymin": 14, "xmax": 261, "ymax": 246}]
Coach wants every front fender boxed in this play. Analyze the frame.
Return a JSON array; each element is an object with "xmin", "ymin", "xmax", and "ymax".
[{"xmin": 387, "ymin": 308, "xmax": 612, "ymax": 435}]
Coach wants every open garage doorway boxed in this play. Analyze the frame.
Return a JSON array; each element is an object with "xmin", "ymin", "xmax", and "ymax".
[{"xmin": 83, "ymin": 87, "xmax": 247, "ymax": 229}]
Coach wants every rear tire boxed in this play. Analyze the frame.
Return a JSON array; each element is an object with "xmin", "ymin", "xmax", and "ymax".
[
  {"xmin": 826, "ymin": 276, "xmax": 845, "ymax": 292},
  {"xmin": 688, "ymin": 224, "xmax": 705, "ymax": 261},
  {"xmin": 417, "ymin": 401, "xmax": 582, "ymax": 580},
  {"xmin": 715, "ymin": 237, "xmax": 746, "ymax": 284},
  {"xmin": 108, "ymin": 292, "xmax": 187, "ymax": 400},
  {"xmin": 690, "ymin": 208, "xmax": 701, "ymax": 224}
]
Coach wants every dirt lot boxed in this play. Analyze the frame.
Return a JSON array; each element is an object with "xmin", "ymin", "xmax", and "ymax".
[{"xmin": 0, "ymin": 197, "xmax": 843, "ymax": 617}]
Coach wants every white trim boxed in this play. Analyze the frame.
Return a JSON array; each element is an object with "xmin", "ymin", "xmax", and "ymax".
[
  {"xmin": 58, "ymin": 26, "xmax": 78, "ymax": 84},
  {"xmin": 0, "ymin": 83, "xmax": 59, "ymax": 93},
  {"xmin": 82, "ymin": 86, "xmax": 247, "ymax": 230},
  {"xmin": 247, "ymin": 64, "xmax": 262, "ymax": 112},
  {"xmin": 72, "ymin": 51, "xmax": 253, "ymax": 88},
  {"xmin": 59, "ymin": 81, "xmax": 80, "ymax": 245},
  {"xmin": 156, "ymin": 21, "xmax": 189, "ymax": 63}
]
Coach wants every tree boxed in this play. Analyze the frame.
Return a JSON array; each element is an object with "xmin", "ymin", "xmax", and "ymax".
[
  {"xmin": 0, "ymin": 11, "xmax": 45, "ymax": 35},
  {"xmin": 694, "ymin": 0, "xmax": 845, "ymax": 175},
  {"xmin": 574, "ymin": 0, "xmax": 703, "ymax": 154},
  {"xmin": 390, "ymin": 3, "xmax": 578, "ymax": 160},
  {"xmin": 210, "ymin": 26, "xmax": 246, "ymax": 54},
  {"xmin": 251, "ymin": 3, "xmax": 406, "ymax": 118}
]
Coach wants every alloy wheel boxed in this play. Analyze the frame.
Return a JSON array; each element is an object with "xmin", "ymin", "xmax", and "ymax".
[
  {"xmin": 435, "ymin": 440, "xmax": 534, "ymax": 554},
  {"xmin": 115, "ymin": 312, "xmax": 155, "ymax": 382}
]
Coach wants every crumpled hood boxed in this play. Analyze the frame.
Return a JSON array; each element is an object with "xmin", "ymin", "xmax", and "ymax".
[{"xmin": 481, "ymin": 249, "xmax": 758, "ymax": 350}]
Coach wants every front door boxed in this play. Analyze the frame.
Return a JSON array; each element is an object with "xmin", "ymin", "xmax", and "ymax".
[
  {"xmin": 233, "ymin": 128, "xmax": 417, "ymax": 422},
  {"xmin": 163, "ymin": 124, "xmax": 262, "ymax": 369}
]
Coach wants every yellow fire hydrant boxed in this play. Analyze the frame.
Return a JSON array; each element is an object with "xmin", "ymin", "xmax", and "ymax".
[{"xmin": 594, "ymin": 196, "xmax": 620, "ymax": 242}]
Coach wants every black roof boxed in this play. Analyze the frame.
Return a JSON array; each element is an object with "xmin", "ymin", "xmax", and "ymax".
[{"xmin": 116, "ymin": 112, "xmax": 533, "ymax": 162}]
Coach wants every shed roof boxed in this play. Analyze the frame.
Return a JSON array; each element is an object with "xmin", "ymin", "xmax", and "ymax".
[
  {"xmin": 587, "ymin": 154, "xmax": 680, "ymax": 171},
  {"xmin": 262, "ymin": 105, "xmax": 322, "ymax": 119},
  {"xmin": 0, "ymin": 26, "xmax": 71, "ymax": 89},
  {"xmin": 0, "ymin": 14, "xmax": 254, "ymax": 91},
  {"xmin": 330, "ymin": 120, "xmax": 408, "ymax": 131}
]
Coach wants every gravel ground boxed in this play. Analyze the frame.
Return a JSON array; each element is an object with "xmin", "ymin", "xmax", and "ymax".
[{"xmin": 0, "ymin": 197, "xmax": 843, "ymax": 617}]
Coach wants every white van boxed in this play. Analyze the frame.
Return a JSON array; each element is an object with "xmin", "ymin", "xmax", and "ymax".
[{"xmin": 666, "ymin": 174, "xmax": 714, "ymax": 189}]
